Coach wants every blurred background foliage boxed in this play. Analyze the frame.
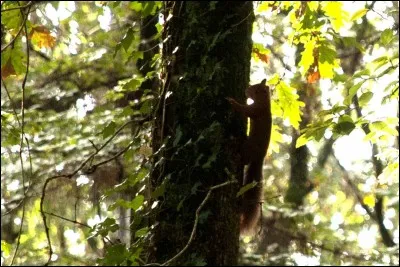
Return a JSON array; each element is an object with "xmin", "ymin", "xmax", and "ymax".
[{"xmin": 1, "ymin": 1, "xmax": 398, "ymax": 266}]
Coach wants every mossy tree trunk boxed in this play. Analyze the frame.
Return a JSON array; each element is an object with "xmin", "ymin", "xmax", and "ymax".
[{"xmin": 149, "ymin": 1, "xmax": 254, "ymax": 265}]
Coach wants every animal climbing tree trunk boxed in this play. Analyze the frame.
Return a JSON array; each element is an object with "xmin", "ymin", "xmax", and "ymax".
[{"xmin": 148, "ymin": 1, "xmax": 254, "ymax": 265}]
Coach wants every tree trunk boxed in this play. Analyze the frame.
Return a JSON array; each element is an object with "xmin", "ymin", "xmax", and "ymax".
[{"xmin": 149, "ymin": 2, "xmax": 254, "ymax": 265}]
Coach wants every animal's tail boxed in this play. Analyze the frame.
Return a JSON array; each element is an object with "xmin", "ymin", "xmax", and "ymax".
[{"xmin": 240, "ymin": 159, "xmax": 263, "ymax": 235}]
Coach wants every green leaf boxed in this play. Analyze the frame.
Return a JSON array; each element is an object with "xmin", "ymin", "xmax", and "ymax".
[
  {"xmin": 345, "ymin": 80, "xmax": 365, "ymax": 105},
  {"xmin": 102, "ymin": 244, "xmax": 128, "ymax": 265},
  {"xmin": 135, "ymin": 227, "xmax": 149, "ymax": 238},
  {"xmin": 1, "ymin": 48, "xmax": 12, "ymax": 68},
  {"xmin": 120, "ymin": 106, "xmax": 134, "ymax": 117},
  {"xmin": 353, "ymin": 69, "xmax": 370, "ymax": 78},
  {"xmin": 129, "ymin": 2, "xmax": 142, "ymax": 12},
  {"xmin": 90, "ymin": 217, "xmax": 119, "ymax": 238},
  {"xmin": 202, "ymin": 150, "xmax": 218, "ymax": 169},
  {"xmin": 358, "ymin": 92, "xmax": 373, "ymax": 106},
  {"xmin": 113, "ymin": 43, "xmax": 122, "ymax": 58},
  {"xmin": 121, "ymin": 28, "xmax": 135, "ymax": 52},
  {"xmin": 236, "ymin": 181, "xmax": 257, "ymax": 197},
  {"xmin": 131, "ymin": 195, "xmax": 144, "ymax": 211},
  {"xmin": 338, "ymin": 114, "xmax": 353, "ymax": 123},
  {"xmin": 173, "ymin": 126, "xmax": 182, "ymax": 146},
  {"xmin": 102, "ymin": 121, "xmax": 116, "ymax": 139},
  {"xmin": 123, "ymin": 78, "xmax": 142, "ymax": 91},
  {"xmin": 10, "ymin": 41, "xmax": 26, "ymax": 75},
  {"xmin": 151, "ymin": 183, "xmax": 165, "ymax": 198},
  {"xmin": 124, "ymin": 148, "xmax": 135, "ymax": 161},
  {"xmin": 380, "ymin": 29, "xmax": 394, "ymax": 46},
  {"xmin": 140, "ymin": 99, "xmax": 153, "ymax": 115},
  {"xmin": 350, "ymin": 8, "xmax": 368, "ymax": 21},
  {"xmin": 129, "ymin": 195, "xmax": 144, "ymax": 211},
  {"xmin": 5, "ymin": 127, "xmax": 20, "ymax": 146},
  {"xmin": 1, "ymin": 5, "xmax": 22, "ymax": 29},
  {"xmin": 333, "ymin": 120, "xmax": 355, "ymax": 135},
  {"xmin": 341, "ymin": 36, "xmax": 365, "ymax": 52},
  {"xmin": 319, "ymin": 44, "xmax": 337, "ymax": 63}
]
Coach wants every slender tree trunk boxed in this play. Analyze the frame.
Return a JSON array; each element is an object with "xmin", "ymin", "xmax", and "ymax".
[{"xmin": 149, "ymin": 2, "xmax": 254, "ymax": 265}]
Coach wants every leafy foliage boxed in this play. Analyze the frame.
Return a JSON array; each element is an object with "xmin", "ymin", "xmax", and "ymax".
[{"xmin": 1, "ymin": 1, "xmax": 398, "ymax": 266}]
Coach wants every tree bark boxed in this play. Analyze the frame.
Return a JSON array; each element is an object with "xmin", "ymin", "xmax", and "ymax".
[{"xmin": 149, "ymin": 2, "xmax": 254, "ymax": 265}]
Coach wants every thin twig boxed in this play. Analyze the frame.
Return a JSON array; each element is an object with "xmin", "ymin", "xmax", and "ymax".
[
  {"xmin": 10, "ymin": 4, "xmax": 32, "ymax": 265},
  {"xmin": 1, "ymin": 1, "xmax": 34, "ymax": 12},
  {"xmin": 43, "ymin": 211, "xmax": 114, "ymax": 244},
  {"xmin": 333, "ymin": 156, "xmax": 378, "ymax": 222},
  {"xmin": 1, "ymin": 78, "xmax": 21, "ymax": 126},
  {"xmin": 1, "ymin": 5, "xmax": 31, "ymax": 52},
  {"xmin": 39, "ymin": 117, "xmax": 148, "ymax": 265},
  {"xmin": 271, "ymin": 226, "xmax": 371, "ymax": 262}
]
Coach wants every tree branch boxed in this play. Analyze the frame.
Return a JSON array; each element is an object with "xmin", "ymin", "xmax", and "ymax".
[{"xmin": 39, "ymin": 117, "xmax": 148, "ymax": 266}]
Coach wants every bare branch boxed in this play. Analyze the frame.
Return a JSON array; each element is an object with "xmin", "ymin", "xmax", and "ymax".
[{"xmin": 39, "ymin": 116, "xmax": 149, "ymax": 266}]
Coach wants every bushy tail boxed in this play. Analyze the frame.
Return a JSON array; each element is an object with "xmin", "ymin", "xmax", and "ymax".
[{"xmin": 240, "ymin": 159, "xmax": 263, "ymax": 235}]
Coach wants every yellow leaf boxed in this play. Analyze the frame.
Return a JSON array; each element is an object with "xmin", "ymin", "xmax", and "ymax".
[
  {"xmin": 322, "ymin": 2, "xmax": 349, "ymax": 31},
  {"xmin": 30, "ymin": 26, "xmax": 56, "ymax": 49},
  {"xmin": 299, "ymin": 40, "xmax": 316, "ymax": 75},
  {"xmin": 350, "ymin": 8, "xmax": 369, "ymax": 21},
  {"xmin": 363, "ymin": 194, "xmax": 375, "ymax": 208},
  {"xmin": 269, "ymin": 124, "xmax": 282, "ymax": 154},
  {"xmin": 296, "ymin": 133, "xmax": 309, "ymax": 148},
  {"xmin": 307, "ymin": 2, "xmax": 319, "ymax": 12},
  {"xmin": 256, "ymin": 1, "xmax": 272, "ymax": 13},
  {"xmin": 318, "ymin": 61, "xmax": 334, "ymax": 79}
]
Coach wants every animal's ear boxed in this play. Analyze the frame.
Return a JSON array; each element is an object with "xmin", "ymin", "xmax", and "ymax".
[{"xmin": 260, "ymin": 79, "xmax": 266, "ymax": 85}]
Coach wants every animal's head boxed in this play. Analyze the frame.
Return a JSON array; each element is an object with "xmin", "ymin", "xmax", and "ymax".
[{"xmin": 245, "ymin": 79, "xmax": 270, "ymax": 103}]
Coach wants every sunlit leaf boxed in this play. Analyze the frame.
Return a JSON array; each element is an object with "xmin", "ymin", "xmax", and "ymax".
[
  {"xmin": 135, "ymin": 227, "xmax": 148, "ymax": 238},
  {"xmin": 358, "ymin": 92, "xmax": 373, "ymax": 106},
  {"xmin": 318, "ymin": 61, "xmax": 335, "ymax": 79},
  {"xmin": 363, "ymin": 194, "xmax": 375, "ymax": 208},
  {"xmin": 275, "ymin": 82, "xmax": 305, "ymax": 129},
  {"xmin": 345, "ymin": 80, "xmax": 365, "ymax": 105},
  {"xmin": 350, "ymin": 8, "xmax": 368, "ymax": 21},
  {"xmin": 380, "ymin": 29, "xmax": 394, "ymax": 46},
  {"xmin": 131, "ymin": 195, "xmax": 144, "ymax": 211},
  {"xmin": 29, "ymin": 26, "xmax": 56, "ymax": 49},
  {"xmin": 256, "ymin": 2, "xmax": 272, "ymax": 13},
  {"xmin": 299, "ymin": 40, "xmax": 316, "ymax": 74},
  {"xmin": 296, "ymin": 133, "xmax": 310, "ymax": 148},
  {"xmin": 1, "ymin": 240, "xmax": 11, "ymax": 257},
  {"xmin": 322, "ymin": 2, "xmax": 348, "ymax": 31}
]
